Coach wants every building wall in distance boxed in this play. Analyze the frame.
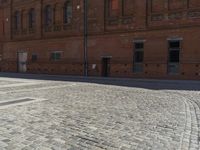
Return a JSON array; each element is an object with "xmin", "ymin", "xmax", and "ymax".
[
  {"xmin": 0, "ymin": 0, "xmax": 200, "ymax": 80},
  {"xmin": 0, "ymin": 2, "xmax": 6, "ymax": 70}
]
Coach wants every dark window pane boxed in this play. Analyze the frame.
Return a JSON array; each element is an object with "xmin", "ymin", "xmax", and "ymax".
[
  {"xmin": 135, "ymin": 43, "xmax": 144, "ymax": 49},
  {"xmin": 55, "ymin": 53, "xmax": 61, "ymax": 60},
  {"xmin": 14, "ymin": 11, "xmax": 20, "ymax": 30},
  {"xmin": 51, "ymin": 52, "xmax": 61, "ymax": 60},
  {"xmin": 64, "ymin": 1, "xmax": 72, "ymax": 24},
  {"xmin": 133, "ymin": 42, "xmax": 144, "ymax": 73},
  {"xmin": 135, "ymin": 51, "xmax": 144, "ymax": 63},
  {"xmin": 29, "ymin": 9, "xmax": 35, "ymax": 28},
  {"xmin": 45, "ymin": 5, "xmax": 52, "ymax": 26},
  {"xmin": 169, "ymin": 50, "xmax": 179, "ymax": 62},
  {"xmin": 169, "ymin": 41, "xmax": 180, "ymax": 49},
  {"xmin": 32, "ymin": 54, "xmax": 37, "ymax": 61}
]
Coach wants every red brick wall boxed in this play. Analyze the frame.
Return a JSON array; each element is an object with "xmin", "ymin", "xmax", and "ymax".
[
  {"xmin": 0, "ymin": 6, "xmax": 4, "ymax": 70},
  {"xmin": 0, "ymin": 0, "xmax": 200, "ymax": 80}
]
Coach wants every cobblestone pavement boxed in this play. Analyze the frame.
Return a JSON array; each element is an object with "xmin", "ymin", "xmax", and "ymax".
[{"xmin": 0, "ymin": 73, "xmax": 199, "ymax": 150}]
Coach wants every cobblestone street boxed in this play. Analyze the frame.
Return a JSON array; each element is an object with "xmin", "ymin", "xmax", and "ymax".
[{"xmin": 0, "ymin": 73, "xmax": 199, "ymax": 150}]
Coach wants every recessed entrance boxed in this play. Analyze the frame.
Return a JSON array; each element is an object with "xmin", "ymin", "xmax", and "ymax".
[
  {"xmin": 17, "ymin": 52, "xmax": 28, "ymax": 73},
  {"xmin": 102, "ymin": 57, "xmax": 111, "ymax": 77}
]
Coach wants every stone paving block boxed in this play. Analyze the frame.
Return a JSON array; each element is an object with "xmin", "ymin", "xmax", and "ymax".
[{"xmin": 0, "ymin": 75, "xmax": 199, "ymax": 149}]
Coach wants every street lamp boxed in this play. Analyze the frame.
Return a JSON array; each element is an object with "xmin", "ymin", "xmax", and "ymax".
[{"xmin": 83, "ymin": 0, "xmax": 88, "ymax": 76}]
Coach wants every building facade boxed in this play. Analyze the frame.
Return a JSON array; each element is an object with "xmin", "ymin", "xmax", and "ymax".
[{"xmin": 0, "ymin": 0, "xmax": 200, "ymax": 79}]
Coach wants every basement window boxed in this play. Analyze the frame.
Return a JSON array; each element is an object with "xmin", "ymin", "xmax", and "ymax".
[{"xmin": 51, "ymin": 52, "xmax": 62, "ymax": 61}]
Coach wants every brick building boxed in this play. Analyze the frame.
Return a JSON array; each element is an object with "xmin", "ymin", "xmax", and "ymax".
[{"xmin": 0, "ymin": 0, "xmax": 200, "ymax": 79}]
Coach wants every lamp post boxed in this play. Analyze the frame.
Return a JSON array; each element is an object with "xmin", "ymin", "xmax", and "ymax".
[{"xmin": 83, "ymin": 0, "xmax": 88, "ymax": 76}]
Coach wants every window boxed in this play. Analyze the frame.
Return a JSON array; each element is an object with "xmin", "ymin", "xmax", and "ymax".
[
  {"xmin": 108, "ymin": 0, "xmax": 119, "ymax": 17},
  {"xmin": 122, "ymin": 0, "xmax": 134, "ymax": 16},
  {"xmin": 51, "ymin": 52, "xmax": 62, "ymax": 61},
  {"xmin": 31, "ymin": 54, "xmax": 37, "ymax": 62},
  {"xmin": 169, "ymin": 51, "xmax": 179, "ymax": 62},
  {"xmin": 110, "ymin": 0, "xmax": 119, "ymax": 10},
  {"xmin": 14, "ymin": 11, "xmax": 20, "ymax": 30},
  {"xmin": 29, "ymin": 8, "xmax": 36, "ymax": 29},
  {"xmin": 135, "ymin": 51, "xmax": 144, "ymax": 63},
  {"xmin": 64, "ymin": 0, "xmax": 72, "ymax": 24},
  {"xmin": 151, "ymin": 0, "xmax": 165, "ymax": 13},
  {"xmin": 107, "ymin": 0, "xmax": 134, "ymax": 17},
  {"xmin": 168, "ymin": 40, "xmax": 181, "ymax": 74},
  {"xmin": 169, "ymin": 0, "xmax": 185, "ymax": 10},
  {"xmin": 133, "ymin": 42, "xmax": 144, "ymax": 73},
  {"xmin": 44, "ymin": 5, "xmax": 53, "ymax": 26},
  {"xmin": 21, "ymin": 10, "xmax": 26, "ymax": 30}
]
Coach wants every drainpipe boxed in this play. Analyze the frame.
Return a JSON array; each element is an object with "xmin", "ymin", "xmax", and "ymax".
[{"xmin": 83, "ymin": 0, "xmax": 88, "ymax": 76}]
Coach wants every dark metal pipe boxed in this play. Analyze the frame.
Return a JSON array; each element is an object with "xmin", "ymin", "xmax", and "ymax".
[{"xmin": 83, "ymin": 0, "xmax": 88, "ymax": 76}]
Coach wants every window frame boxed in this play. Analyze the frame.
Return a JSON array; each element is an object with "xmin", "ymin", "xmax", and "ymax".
[
  {"xmin": 31, "ymin": 53, "xmax": 38, "ymax": 62},
  {"xmin": 28, "ymin": 8, "xmax": 36, "ymax": 29},
  {"xmin": 167, "ymin": 39, "xmax": 181, "ymax": 75},
  {"xmin": 108, "ymin": 0, "xmax": 120, "ymax": 17},
  {"xmin": 63, "ymin": 0, "xmax": 72, "ymax": 24},
  {"xmin": 133, "ymin": 41, "xmax": 144, "ymax": 73},
  {"xmin": 50, "ymin": 51, "xmax": 62, "ymax": 61},
  {"xmin": 44, "ymin": 5, "xmax": 53, "ymax": 26},
  {"xmin": 14, "ymin": 10, "xmax": 20, "ymax": 30}
]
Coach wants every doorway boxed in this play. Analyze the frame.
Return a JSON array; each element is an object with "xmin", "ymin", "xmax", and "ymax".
[
  {"xmin": 17, "ymin": 52, "xmax": 28, "ymax": 73},
  {"xmin": 102, "ymin": 57, "xmax": 111, "ymax": 77}
]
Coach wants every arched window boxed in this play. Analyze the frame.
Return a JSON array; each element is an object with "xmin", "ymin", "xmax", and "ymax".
[
  {"xmin": 29, "ymin": 8, "xmax": 36, "ymax": 28},
  {"xmin": 14, "ymin": 11, "xmax": 20, "ymax": 30},
  {"xmin": 63, "ymin": 0, "xmax": 72, "ymax": 24},
  {"xmin": 44, "ymin": 5, "xmax": 53, "ymax": 26}
]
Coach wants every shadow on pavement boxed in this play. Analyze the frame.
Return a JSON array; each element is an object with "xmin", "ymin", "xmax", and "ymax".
[{"xmin": 0, "ymin": 73, "xmax": 199, "ymax": 91}]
